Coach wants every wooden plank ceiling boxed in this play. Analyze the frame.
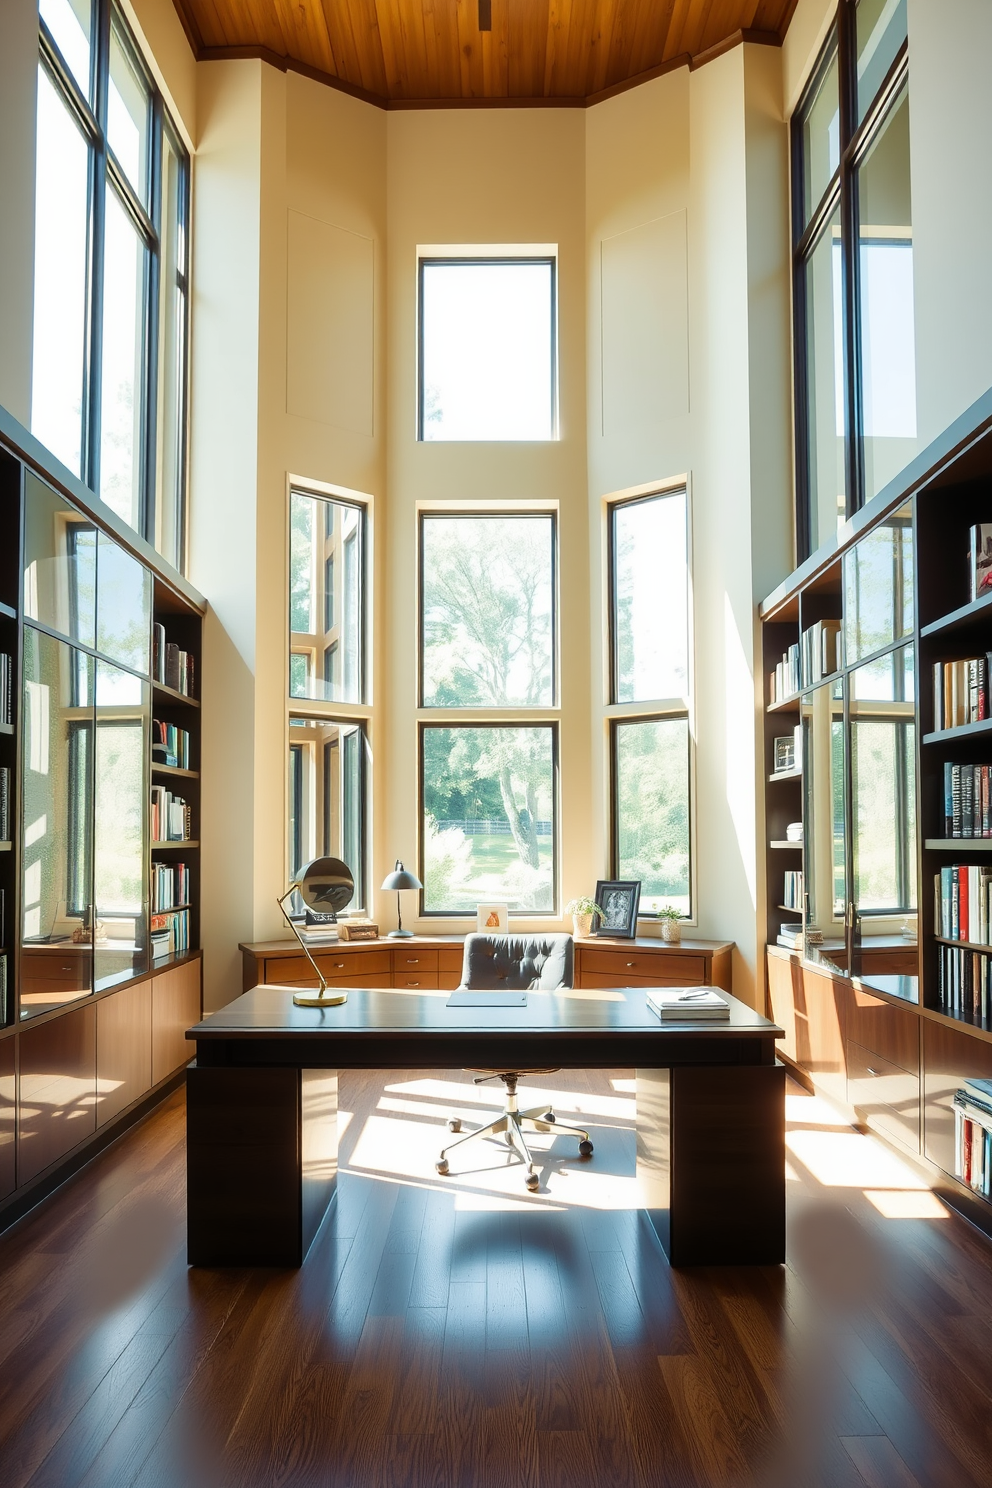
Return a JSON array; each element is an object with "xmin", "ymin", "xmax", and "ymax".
[{"xmin": 171, "ymin": 0, "xmax": 799, "ymax": 107}]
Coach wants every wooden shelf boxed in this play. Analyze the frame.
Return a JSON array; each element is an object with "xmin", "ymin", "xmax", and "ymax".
[
  {"xmin": 923, "ymin": 717, "xmax": 992, "ymax": 745},
  {"xmin": 768, "ymin": 769, "xmax": 802, "ymax": 783},
  {"xmin": 0, "ymin": 722, "xmax": 13, "ymax": 736},
  {"xmin": 934, "ymin": 936, "xmax": 992, "ymax": 953},
  {"xmin": 767, "ymin": 694, "xmax": 801, "ymax": 714},
  {"xmin": 151, "ymin": 840, "xmax": 199, "ymax": 850},
  {"xmin": 152, "ymin": 903, "xmax": 190, "ymax": 913},
  {"xmin": 0, "ymin": 841, "xmax": 11, "ymax": 852},
  {"xmin": 921, "ymin": 589, "xmax": 992, "ymax": 640},
  {"xmin": 152, "ymin": 682, "xmax": 199, "ymax": 709},
  {"xmin": 925, "ymin": 838, "xmax": 992, "ymax": 851},
  {"xmin": 770, "ymin": 840, "xmax": 803, "ymax": 850},
  {"xmin": 151, "ymin": 764, "xmax": 199, "ymax": 779},
  {"xmin": 777, "ymin": 905, "xmax": 802, "ymax": 914}
]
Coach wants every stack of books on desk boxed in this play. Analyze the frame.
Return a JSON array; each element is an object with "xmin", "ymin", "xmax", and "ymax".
[{"xmin": 646, "ymin": 988, "xmax": 730, "ymax": 1021}]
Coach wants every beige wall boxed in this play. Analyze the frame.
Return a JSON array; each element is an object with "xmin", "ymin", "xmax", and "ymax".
[{"xmin": 0, "ymin": 0, "xmax": 38, "ymax": 425}]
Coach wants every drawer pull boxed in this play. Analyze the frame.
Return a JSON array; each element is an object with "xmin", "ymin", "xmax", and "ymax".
[
  {"xmin": 407, "ymin": 959, "xmax": 419, "ymax": 965},
  {"xmin": 334, "ymin": 962, "xmax": 345, "ymax": 969},
  {"xmin": 407, "ymin": 981, "xmax": 420, "ymax": 987},
  {"xmin": 866, "ymin": 1066, "xmax": 880, "ymax": 1077},
  {"xmin": 626, "ymin": 962, "xmax": 634, "ymax": 968}
]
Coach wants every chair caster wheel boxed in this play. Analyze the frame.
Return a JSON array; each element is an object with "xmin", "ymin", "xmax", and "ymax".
[
  {"xmin": 545, "ymin": 1112, "xmax": 555, "ymax": 1123},
  {"xmin": 526, "ymin": 1173, "xmax": 540, "ymax": 1192},
  {"xmin": 447, "ymin": 1118, "xmax": 461, "ymax": 1132},
  {"xmin": 579, "ymin": 1140, "xmax": 594, "ymax": 1157},
  {"xmin": 436, "ymin": 1159, "xmax": 450, "ymax": 1175}
]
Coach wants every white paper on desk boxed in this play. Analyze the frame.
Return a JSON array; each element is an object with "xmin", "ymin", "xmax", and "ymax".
[{"xmin": 446, "ymin": 991, "xmax": 527, "ymax": 1008}]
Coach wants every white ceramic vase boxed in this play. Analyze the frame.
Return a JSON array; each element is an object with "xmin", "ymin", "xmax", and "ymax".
[
  {"xmin": 661, "ymin": 919, "xmax": 681, "ymax": 944},
  {"xmin": 572, "ymin": 913, "xmax": 594, "ymax": 940}
]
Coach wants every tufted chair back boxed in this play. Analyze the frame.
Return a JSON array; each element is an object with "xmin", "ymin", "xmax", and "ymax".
[{"xmin": 460, "ymin": 933, "xmax": 573, "ymax": 992}]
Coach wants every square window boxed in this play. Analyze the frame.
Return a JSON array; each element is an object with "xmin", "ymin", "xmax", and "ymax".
[{"xmin": 419, "ymin": 258, "xmax": 556, "ymax": 441}]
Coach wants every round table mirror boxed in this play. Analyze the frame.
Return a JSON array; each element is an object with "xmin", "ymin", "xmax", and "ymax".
[{"xmin": 298, "ymin": 856, "xmax": 355, "ymax": 916}]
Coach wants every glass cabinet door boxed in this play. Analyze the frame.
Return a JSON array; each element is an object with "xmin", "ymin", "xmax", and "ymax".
[
  {"xmin": 21, "ymin": 630, "xmax": 95, "ymax": 1018},
  {"xmin": 843, "ymin": 502, "xmax": 914, "ymax": 665},
  {"xmin": 94, "ymin": 660, "xmax": 149, "ymax": 989},
  {"xmin": 23, "ymin": 472, "xmax": 96, "ymax": 648},
  {"xmin": 802, "ymin": 678, "xmax": 847, "ymax": 969},
  {"xmin": 849, "ymin": 642, "xmax": 918, "ymax": 983}
]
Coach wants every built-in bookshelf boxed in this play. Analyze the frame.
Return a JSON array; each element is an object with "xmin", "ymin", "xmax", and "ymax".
[
  {"xmin": 761, "ymin": 385, "xmax": 992, "ymax": 1237},
  {"xmin": 0, "ymin": 405, "xmax": 204, "ymax": 1226}
]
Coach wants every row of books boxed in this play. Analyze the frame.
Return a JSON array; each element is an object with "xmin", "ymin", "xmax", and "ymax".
[
  {"xmin": 942, "ymin": 763, "xmax": 992, "ymax": 837},
  {"xmin": 151, "ymin": 787, "xmax": 191, "ymax": 843},
  {"xmin": 770, "ymin": 643, "xmax": 801, "ymax": 705},
  {"xmin": 0, "ymin": 766, "xmax": 9, "ymax": 840},
  {"xmin": 1, "ymin": 651, "xmax": 12, "ymax": 725},
  {"xmin": 152, "ymin": 719, "xmax": 191, "ymax": 770},
  {"xmin": 937, "ymin": 944, "xmax": 991, "ymax": 1025},
  {"xmin": 152, "ymin": 860, "xmax": 190, "ymax": 913},
  {"xmin": 954, "ymin": 1078, "xmax": 992, "ymax": 1198},
  {"xmin": 151, "ymin": 907, "xmax": 190, "ymax": 960},
  {"xmin": 932, "ymin": 656, "xmax": 990, "ymax": 732},
  {"xmin": 782, "ymin": 870, "xmax": 803, "ymax": 911},
  {"xmin": 800, "ymin": 619, "xmax": 841, "ymax": 688},
  {"xmin": 935, "ymin": 865, "xmax": 992, "ymax": 945},
  {"xmin": 152, "ymin": 625, "xmax": 195, "ymax": 698}
]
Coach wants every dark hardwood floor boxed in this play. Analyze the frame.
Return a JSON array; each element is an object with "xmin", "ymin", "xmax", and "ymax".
[{"xmin": 2, "ymin": 1067, "xmax": 992, "ymax": 1487}]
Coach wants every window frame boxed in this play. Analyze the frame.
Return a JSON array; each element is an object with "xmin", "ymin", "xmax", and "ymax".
[
  {"xmin": 287, "ymin": 481, "xmax": 372, "ymax": 917},
  {"xmin": 791, "ymin": 1, "xmax": 910, "ymax": 562},
  {"xmin": 417, "ymin": 254, "xmax": 559, "ymax": 443},
  {"xmin": 606, "ymin": 484, "xmax": 695, "ymax": 924},
  {"xmin": 417, "ymin": 719, "xmax": 560, "ymax": 919},
  {"xmin": 35, "ymin": 0, "xmax": 191, "ymax": 569}
]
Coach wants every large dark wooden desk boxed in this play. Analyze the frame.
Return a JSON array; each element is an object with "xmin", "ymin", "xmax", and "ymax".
[{"xmin": 186, "ymin": 984, "xmax": 785, "ymax": 1269}]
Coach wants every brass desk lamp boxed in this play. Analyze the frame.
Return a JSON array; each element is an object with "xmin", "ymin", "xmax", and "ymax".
[{"xmin": 275, "ymin": 856, "xmax": 355, "ymax": 1007}]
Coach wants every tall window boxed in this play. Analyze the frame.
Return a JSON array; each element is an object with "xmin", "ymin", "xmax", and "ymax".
[
  {"xmin": 288, "ymin": 486, "xmax": 369, "ymax": 911},
  {"xmin": 419, "ymin": 511, "xmax": 558, "ymax": 914},
  {"xmin": 32, "ymin": 0, "xmax": 190, "ymax": 572},
  {"xmin": 418, "ymin": 257, "xmax": 557, "ymax": 441},
  {"xmin": 793, "ymin": 0, "xmax": 913, "ymax": 560},
  {"xmin": 608, "ymin": 489, "xmax": 692, "ymax": 919}
]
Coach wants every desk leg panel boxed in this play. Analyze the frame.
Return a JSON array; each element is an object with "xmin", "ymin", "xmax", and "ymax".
[
  {"xmin": 637, "ymin": 1063, "xmax": 785, "ymax": 1266},
  {"xmin": 186, "ymin": 1064, "xmax": 337, "ymax": 1266}
]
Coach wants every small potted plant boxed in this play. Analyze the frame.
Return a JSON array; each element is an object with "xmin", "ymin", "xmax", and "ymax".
[
  {"xmin": 565, "ymin": 896, "xmax": 603, "ymax": 940},
  {"xmin": 658, "ymin": 905, "xmax": 683, "ymax": 944}
]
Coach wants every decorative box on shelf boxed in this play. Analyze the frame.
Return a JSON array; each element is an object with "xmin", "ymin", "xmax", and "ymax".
[{"xmin": 338, "ymin": 921, "xmax": 380, "ymax": 941}]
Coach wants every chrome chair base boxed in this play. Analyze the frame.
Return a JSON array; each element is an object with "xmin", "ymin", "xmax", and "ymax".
[{"xmin": 435, "ymin": 1073, "xmax": 593, "ymax": 1192}]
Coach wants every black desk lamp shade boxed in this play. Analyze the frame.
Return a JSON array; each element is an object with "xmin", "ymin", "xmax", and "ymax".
[{"xmin": 381, "ymin": 860, "xmax": 422, "ymax": 938}]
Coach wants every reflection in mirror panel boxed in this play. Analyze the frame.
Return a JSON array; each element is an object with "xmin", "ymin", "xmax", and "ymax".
[
  {"xmin": 290, "ymin": 492, "xmax": 365, "ymax": 706},
  {"xmin": 288, "ymin": 718, "xmax": 367, "ymax": 915},
  {"xmin": 21, "ymin": 631, "xmax": 94, "ymax": 1018},
  {"xmin": 850, "ymin": 643, "xmax": 917, "ymax": 926},
  {"xmin": 843, "ymin": 504, "xmax": 913, "ymax": 664},
  {"xmin": 802, "ymin": 680, "xmax": 847, "ymax": 969},
  {"xmin": 23, "ymin": 473, "xmax": 96, "ymax": 648},
  {"xmin": 94, "ymin": 662, "xmax": 148, "ymax": 989},
  {"xmin": 96, "ymin": 531, "xmax": 151, "ymax": 674}
]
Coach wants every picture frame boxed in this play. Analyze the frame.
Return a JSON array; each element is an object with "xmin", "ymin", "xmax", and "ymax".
[
  {"xmin": 592, "ymin": 880, "xmax": 641, "ymax": 939},
  {"xmin": 476, "ymin": 902, "xmax": 509, "ymax": 933},
  {"xmin": 773, "ymin": 735, "xmax": 796, "ymax": 774}
]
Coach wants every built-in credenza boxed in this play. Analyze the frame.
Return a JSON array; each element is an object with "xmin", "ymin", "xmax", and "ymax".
[{"xmin": 240, "ymin": 935, "xmax": 735, "ymax": 996}]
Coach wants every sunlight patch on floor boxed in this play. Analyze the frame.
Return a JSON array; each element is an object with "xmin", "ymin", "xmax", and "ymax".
[
  {"xmin": 382, "ymin": 1077, "xmax": 636, "ymax": 1120},
  {"xmin": 611, "ymin": 1077, "xmax": 636, "ymax": 1092},
  {"xmin": 346, "ymin": 1111, "xmax": 630, "ymax": 1209},
  {"xmin": 864, "ymin": 1188, "xmax": 948, "ymax": 1218},
  {"xmin": 787, "ymin": 1128, "xmax": 929, "ymax": 1190},
  {"xmin": 785, "ymin": 1090, "xmax": 854, "ymax": 1128}
]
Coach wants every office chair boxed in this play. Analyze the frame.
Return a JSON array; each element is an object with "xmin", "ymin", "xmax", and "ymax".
[{"xmin": 435, "ymin": 933, "xmax": 594, "ymax": 1192}]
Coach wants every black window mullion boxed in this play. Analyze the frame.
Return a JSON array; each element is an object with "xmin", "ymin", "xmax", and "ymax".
[
  {"xmin": 837, "ymin": 0, "xmax": 863, "ymax": 520},
  {"xmin": 142, "ymin": 93, "xmax": 165, "ymax": 549},
  {"xmin": 85, "ymin": 0, "xmax": 111, "ymax": 500}
]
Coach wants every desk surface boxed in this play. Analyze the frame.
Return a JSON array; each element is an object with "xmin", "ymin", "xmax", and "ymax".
[{"xmin": 190, "ymin": 984, "xmax": 782, "ymax": 1069}]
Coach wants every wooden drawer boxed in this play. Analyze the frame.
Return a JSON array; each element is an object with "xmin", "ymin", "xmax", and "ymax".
[
  {"xmin": 579, "ymin": 948, "xmax": 705, "ymax": 985},
  {"xmin": 21, "ymin": 948, "xmax": 91, "ymax": 982},
  {"xmin": 847, "ymin": 1040, "xmax": 920, "ymax": 1152},
  {"xmin": 392, "ymin": 949, "xmax": 439, "ymax": 974},
  {"xmin": 438, "ymin": 948, "xmax": 464, "ymax": 973},
  {"xmin": 274, "ymin": 972, "xmax": 391, "ymax": 991},
  {"xmin": 580, "ymin": 971, "xmax": 704, "ymax": 991},
  {"xmin": 848, "ymin": 987, "xmax": 919, "ymax": 1074},
  {"xmin": 394, "ymin": 973, "xmax": 440, "ymax": 990},
  {"xmin": 263, "ymin": 949, "xmax": 391, "ymax": 984},
  {"xmin": 439, "ymin": 970, "xmax": 461, "ymax": 990}
]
